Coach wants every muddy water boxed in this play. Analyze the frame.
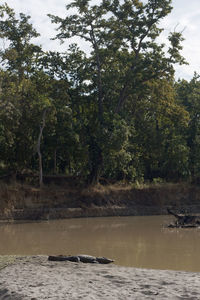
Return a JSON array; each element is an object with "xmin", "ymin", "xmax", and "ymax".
[{"xmin": 1, "ymin": 216, "xmax": 200, "ymax": 272}]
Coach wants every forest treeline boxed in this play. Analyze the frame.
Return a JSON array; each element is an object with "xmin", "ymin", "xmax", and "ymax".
[{"xmin": 0, "ymin": 0, "xmax": 200, "ymax": 185}]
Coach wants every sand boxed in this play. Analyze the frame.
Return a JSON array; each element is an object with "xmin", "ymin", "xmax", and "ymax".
[{"xmin": 0, "ymin": 256, "xmax": 200, "ymax": 299}]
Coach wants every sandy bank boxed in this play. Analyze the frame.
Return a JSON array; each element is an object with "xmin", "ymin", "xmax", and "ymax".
[{"xmin": 0, "ymin": 256, "xmax": 200, "ymax": 299}]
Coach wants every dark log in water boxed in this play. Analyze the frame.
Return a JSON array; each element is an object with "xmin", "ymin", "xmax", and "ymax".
[{"xmin": 167, "ymin": 208, "xmax": 200, "ymax": 228}]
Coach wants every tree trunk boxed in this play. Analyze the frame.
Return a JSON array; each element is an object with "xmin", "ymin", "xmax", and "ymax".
[
  {"xmin": 87, "ymin": 137, "xmax": 103, "ymax": 185},
  {"xmin": 54, "ymin": 149, "xmax": 57, "ymax": 174},
  {"xmin": 38, "ymin": 150, "xmax": 43, "ymax": 187},
  {"xmin": 37, "ymin": 109, "xmax": 47, "ymax": 187}
]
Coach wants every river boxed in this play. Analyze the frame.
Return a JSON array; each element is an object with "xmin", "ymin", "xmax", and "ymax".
[{"xmin": 0, "ymin": 215, "xmax": 200, "ymax": 272}]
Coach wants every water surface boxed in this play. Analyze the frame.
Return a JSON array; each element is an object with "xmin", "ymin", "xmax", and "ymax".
[{"xmin": 1, "ymin": 216, "xmax": 200, "ymax": 272}]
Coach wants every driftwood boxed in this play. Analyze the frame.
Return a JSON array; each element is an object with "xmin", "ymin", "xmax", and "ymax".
[
  {"xmin": 48, "ymin": 255, "xmax": 114, "ymax": 264},
  {"xmin": 167, "ymin": 208, "xmax": 200, "ymax": 228}
]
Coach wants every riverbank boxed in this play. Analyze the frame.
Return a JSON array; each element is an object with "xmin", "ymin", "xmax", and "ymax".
[
  {"xmin": 0, "ymin": 256, "xmax": 200, "ymax": 299},
  {"xmin": 1, "ymin": 182, "xmax": 200, "ymax": 220}
]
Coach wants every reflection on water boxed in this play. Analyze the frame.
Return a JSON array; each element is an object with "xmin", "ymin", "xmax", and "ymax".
[{"xmin": 1, "ymin": 216, "xmax": 200, "ymax": 272}]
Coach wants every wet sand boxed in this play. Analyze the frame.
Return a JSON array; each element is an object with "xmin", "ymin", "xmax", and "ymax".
[{"xmin": 0, "ymin": 256, "xmax": 200, "ymax": 299}]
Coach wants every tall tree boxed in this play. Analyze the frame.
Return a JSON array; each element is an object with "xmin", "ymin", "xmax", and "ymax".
[
  {"xmin": 49, "ymin": 0, "xmax": 186, "ymax": 183},
  {"xmin": 175, "ymin": 74, "xmax": 200, "ymax": 180},
  {"xmin": 0, "ymin": 3, "xmax": 41, "ymax": 80},
  {"xmin": 0, "ymin": 4, "xmax": 53, "ymax": 176}
]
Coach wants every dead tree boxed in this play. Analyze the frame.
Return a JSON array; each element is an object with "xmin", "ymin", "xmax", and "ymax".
[
  {"xmin": 167, "ymin": 208, "xmax": 200, "ymax": 227},
  {"xmin": 37, "ymin": 109, "xmax": 47, "ymax": 188}
]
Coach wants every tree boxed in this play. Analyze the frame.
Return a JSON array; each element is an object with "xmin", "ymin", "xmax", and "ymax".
[
  {"xmin": 39, "ymin": 50, "xmax": 80, "ymax": 175},
  {"xmin": 133, "ymin": 78, "xmax": 189, "ymax": 180},
  {"xmin": 49, "ymin": 0, "xmax": 187, "ymax": 183},
  {"xmin": 175, "ymin": 74, "xmax": 200, "ymax": 180},
  {"xmin": 0, "ymin": 3, "xmax": 41, "ymax": 81},
  {"xmin": 0, "ymin": 2, "xmax": 191, "ymax": 185},
  {"xmin": 0, "ymin": 4, "xmax": 54, "ymax": 177}
]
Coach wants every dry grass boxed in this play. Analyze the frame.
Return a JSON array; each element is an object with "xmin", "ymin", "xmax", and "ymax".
[
  {"xmin": 82, "ymin": 181, "xmax": 189, "ymax": 194},
  {"xmin": 0, "ymin": 179, "xmax": 199, "ymax": 216},
  {"xmin": 0, "ymin": 181, "xmax": 82, "ymax": 213}
]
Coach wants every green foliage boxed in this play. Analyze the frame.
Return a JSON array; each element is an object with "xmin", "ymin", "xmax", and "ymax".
[
  {"xmin": 175, "ymin": 74, "xmax": 200, "ymax": 180},
  {"xmin": 0, "ymin": 3, "xmax": 41, "ymax": 79},
  {"xmin": 47, "ymin": 0, "xmax": 187, "ymax": 183},
  {"xmin": 0, "ymin": 1, "xmax": 197, "ymax": 185}
]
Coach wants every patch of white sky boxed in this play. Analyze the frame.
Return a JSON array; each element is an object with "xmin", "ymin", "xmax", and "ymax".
[
  {"xmin": 4, "ymin": 0, "xmax": 200, "ymax": 80},
  {"xmin": 160, "ymin": 0, "xmax": 200, "ymax": 80}
]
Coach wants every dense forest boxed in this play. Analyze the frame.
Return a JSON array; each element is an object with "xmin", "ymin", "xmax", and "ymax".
[{"xmin": 0, "ymin": 0, "xmax": 200, "ymax": 186}]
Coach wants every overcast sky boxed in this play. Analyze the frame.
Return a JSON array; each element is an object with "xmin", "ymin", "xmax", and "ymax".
[{"xmin": 4, "ymin": 0, "xmax": 200, "ymax": 80}]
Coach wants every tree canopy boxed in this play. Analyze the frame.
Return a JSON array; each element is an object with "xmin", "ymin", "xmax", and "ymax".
[{"xmin": 0, "ymin": 1, "xmax": 198, "ymax": 185}]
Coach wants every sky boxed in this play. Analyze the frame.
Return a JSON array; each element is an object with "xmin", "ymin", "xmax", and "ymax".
[{"xmin": 4, "ymin": 0, "xmax": 200, "ymax": 80}]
